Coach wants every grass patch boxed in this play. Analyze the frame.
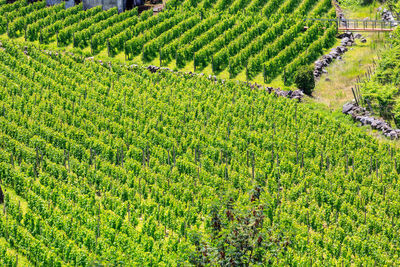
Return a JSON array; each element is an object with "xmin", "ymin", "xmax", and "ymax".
[
  {"xmin": 343, "ymin": 1, "xmax": 381, "ymax": 20},
  {"xmin": 313, "ymin": 30, "xmax": 388, "ymax": 110}
]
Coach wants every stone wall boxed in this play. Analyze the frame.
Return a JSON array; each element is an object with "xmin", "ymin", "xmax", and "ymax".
[
  {"xmin": 83, "ymin": 0, "xmax": 125, "ymax": 12},
  {"xmin": 82, "ymin": 0, "xmax": 102, "ymax": 10},
  {"xmin": 46, "ymin": 0, "xmax": 75, "ymax": 8},
  {"xmin": 65, "ymin": 0, "xmax": 75, "ymax": 8},
  {"xmin": 102, "ymin": 0, "xmax": 126, "ymax": 12},
  {"xmin": 343, "ymin": 102, "xmax": 400, "ymax": 139},
  {"xmin": 46, "ymin": 0, "xmax": 62, "ymax": 6}
]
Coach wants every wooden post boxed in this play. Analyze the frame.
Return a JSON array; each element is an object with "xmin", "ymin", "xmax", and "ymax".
[
  {"xmin": 3, "ymin": 194, "xmax": 6, "ymax": 215},
  {"xmin": 246, "ymin": 63, "xmax": 249, "ymax": 82},
  {"xmin": 193, "ymin": 52, "xmax": 196, "ymax": 72},
  {"xmin": 107, "ymin": 39, "xmax": 110, "ymax": 57},
  {"xmin": 251, "ymin": 151, "xmax": 255, "ymax": 180},
  {"xmin": 67, "ymin": 150, "xmax": 70, "ymax": 173},
  {"xmin": 263, "ymin": 64, "xmax": 266, "ymax": 83},
  {"xmin": 127, "ymin": 202, "xmax": 131, "ymax": 222},
  {"xmin": 211, "ymin": 55, "xmax": 214, "ymax": 74},
  {"xmin": 124, "ymin": 41, "xmax": 127, "ymax": 61},
  {"xmin": 159, "ymin": 48, "xmax": 162, "ymax": 67},
  {"xmin": 229, "ymin": 58, "xmax": 232, "ymax": 79},
  {"xmin": 351, "ymin": 87, "xmax": 359, "ymax": 106}
]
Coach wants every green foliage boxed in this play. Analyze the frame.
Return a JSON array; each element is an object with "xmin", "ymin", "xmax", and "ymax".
[
  {"xmin": 360, "ymin": 44, "xmax": 400, "ymax": 121},
  {"xmin": 191, "ymin": 192, "xmax": 291, "ymax": 265},
  {"xmin": 0, "ymin": 0, "xmax": 335, "ymax": 85},
  {"xmin": 294, "ymin": 65, "xmax": 315, "ymax": 95},
  {"xmin": 0, "ymin": 40, "xmax": 398, "ymax": 266}
]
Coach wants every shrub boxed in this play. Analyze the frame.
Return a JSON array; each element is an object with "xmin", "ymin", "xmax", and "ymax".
[{"xmin": 294, "ymin": 65, "xmax": 315, "ymax": 96}]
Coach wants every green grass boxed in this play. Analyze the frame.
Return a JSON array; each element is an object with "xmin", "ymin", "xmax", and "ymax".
[
  {"xmin": 342, "ymin": 1, "xmax": 381, "ymax": 20},
  {"xmin": 313, "ymin": 31, "xmax": 387, "ymax": 110}
]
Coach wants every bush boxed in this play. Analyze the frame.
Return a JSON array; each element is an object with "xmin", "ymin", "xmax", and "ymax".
[{"xmin": 294, "ymin": 66, "xmax": 315, "ymax": 96}]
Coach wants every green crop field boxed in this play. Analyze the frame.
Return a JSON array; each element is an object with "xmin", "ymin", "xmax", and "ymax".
[
  {"xmin": 0, "ymin": 0, "xmax": 399, "ymax": 266},
  {"xmin": 1, "ymin": 0, "xmax": 337, "ymax": 84}
]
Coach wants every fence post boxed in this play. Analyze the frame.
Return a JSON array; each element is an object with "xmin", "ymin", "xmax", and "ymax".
[
  {"xmin": 283, "ymin": 69, "xmax": 287, "ymax": 85},
  {"xmin": 263, "ymin": 64, "xmax": 266, "ymax": 83},
  {"xmin": 211, "ymin": 55, "xmax": 214, "ymax": 73},
  {"xmin": 159, "ymin": 48, "xmax": 162, "ymax": 67},
  {"xmin": 337, "ymin": 18, "xmax": 339, "ymax": 31},
  {"xmin": 124, "ymin": 41, "xmax": 127, "ymax": 61},
  {"xmin": 107, "ymin": 39, "xmax": 110, "ymax": 57},
  {"xmin": 246, "ymin": 63, "xmax": 248, "ymax": 82},
  {"xmin": 229, "ymin": 58, "xmax": 232, "ymax": 79},
  {"xmin": 351, "ymin": 87, "xmax": 359, "ymax": 106},
  {"xmin": 193, "ymin": 52, "xmax": 196, "ymax": 72}
]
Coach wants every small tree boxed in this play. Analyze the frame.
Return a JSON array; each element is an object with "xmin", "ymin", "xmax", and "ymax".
[
  {"xmin": 294, "ymin": 66, "xmax": 315, "ymax": 96},
  {"xmin": 190, "ymin": 189, "xmax": 290, "ymax": 266}
]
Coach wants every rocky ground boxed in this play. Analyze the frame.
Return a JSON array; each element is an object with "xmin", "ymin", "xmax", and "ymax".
[
  {"xmin": 378, "ymin": 7, "xmax": 398, "ymax": 26},
  {"xmin": 343, "ymin": 102, "xmax": 400, "ymax": 139}
]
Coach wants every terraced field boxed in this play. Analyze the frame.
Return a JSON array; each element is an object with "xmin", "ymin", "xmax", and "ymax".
[
  {"xmin": 0, "ymin": 39, "xmax": 399, "ymax": 265},
  {"xmin": 1, "ymin": 0, "xmax": 336, "ymax": 83},
  {"xmin": 1, "ymin": 0, "xmax": 400, "ymax": 266}
]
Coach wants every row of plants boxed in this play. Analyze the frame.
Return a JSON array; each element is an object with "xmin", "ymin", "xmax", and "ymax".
[
  {"xmin": 159, "ymin": 14, "xmax": 220, "ymax": 63},
  {"xmin": 283, "ymin": 23, "xmax": 337, "ymax": 84},
  {"xmin": 73, "ymin": 7, "xmax": 138, "ymax": 49},
  {"xmin": 7, "ymin": 2, "xmax": 64, "ymax": 38},
  {"xmin": 194, "ymin": 15, "xmax": 255, "ymax": 69},
  {"xmin": 1, "ymin": 40, "xmax": 400, "ymax": 265},
  {"xmin": 40, "ymin": 5, "xmax": 103, "ymax": 44},
  {"xmin": 142, "ymin": 15, "xmax": 201, "ymax": 62},
  {"xmin": 125, "ymin": 12, "xmax": 188, "ymax": 59},
  {"xmin": 0, "ymin": 0, "xmax": 333, "ymax": 84},
  {"xmin": 91, "ymin": 9, "xmax": 139, "ymax": 54},
  {"xmin": 57, "ymin": 7, "xmax": 118, "ymax": 47},
  {"xmin": 0, "ymin": 38, "xmax": 400, "ymax": 264},
  {"xmin": 26, "ymin": 4, "xmax": 82, "ymax": 42},
  {"xmin": 175, "ymin": 15, "xmax": 237, "ymax": 68},
  {"xmin": 108, "ymin": 9, "xmax": 174, "ymax": 57}
]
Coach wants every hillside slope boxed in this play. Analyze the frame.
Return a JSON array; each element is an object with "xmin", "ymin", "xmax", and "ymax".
[{"xmin": 0, "ymin": 41, "xmax": 399, "ymax": 265}]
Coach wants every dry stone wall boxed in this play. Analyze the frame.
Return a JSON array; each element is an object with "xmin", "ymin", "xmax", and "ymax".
[
  {"xmin": 314, "ymin": 31, "xmax": 366, "ymax": 79},
  {"xmin": 343, "ymin": 102, "xmax": 400, "ymax": 139},
  {"xmin": 378, "ymin": 7, "xmax": 398, "ymax": 26}
]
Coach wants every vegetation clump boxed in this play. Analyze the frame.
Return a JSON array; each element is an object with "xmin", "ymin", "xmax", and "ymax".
[{"xmin": 295, "ymin": 66, "xmax": 315, "ymax": 96}]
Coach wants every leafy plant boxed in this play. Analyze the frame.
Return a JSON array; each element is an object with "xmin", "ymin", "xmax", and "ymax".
[{"xmin": 294, "ymin": 65, "xmax": 315, "ymax": 95}]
